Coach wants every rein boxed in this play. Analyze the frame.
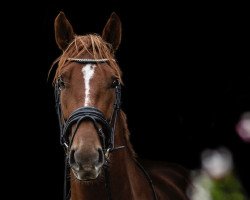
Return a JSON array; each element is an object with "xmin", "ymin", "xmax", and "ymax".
[{"xmin": 54, "ymin": 58, "xmax": 158, "ymax": 200}]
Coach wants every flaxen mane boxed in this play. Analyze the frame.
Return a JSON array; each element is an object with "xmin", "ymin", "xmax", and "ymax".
[{"xmin": 51, "ymin": 35, "xmax": 122, "ymax": 84}]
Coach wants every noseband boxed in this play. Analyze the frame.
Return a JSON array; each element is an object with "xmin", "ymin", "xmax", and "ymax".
[{"xmin": 54, "ymin": 58, "xmax": 122, "ymax": 200}]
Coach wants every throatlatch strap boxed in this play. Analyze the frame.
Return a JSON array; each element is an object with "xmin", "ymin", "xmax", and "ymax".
[{"xmin": 64, "ymin": 157, "xmax": 71, "ymax": 200}]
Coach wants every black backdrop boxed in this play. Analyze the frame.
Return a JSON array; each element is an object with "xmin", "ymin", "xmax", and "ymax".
[{"xmin": 3, "ymin": 1, "xmax": 249, "ymax": 199}]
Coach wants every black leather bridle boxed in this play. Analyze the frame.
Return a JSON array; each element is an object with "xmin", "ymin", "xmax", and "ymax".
[
  {"xmin": 54, "ymin": 58, "xmax": 158, "ymax": 200},
  {"xmin": 54, "ymin": 58, "xmax": 122, "ymax": 200},
  {"xmin": 55, "ymin": 58, "xmax": 121, "ymax": 153}
]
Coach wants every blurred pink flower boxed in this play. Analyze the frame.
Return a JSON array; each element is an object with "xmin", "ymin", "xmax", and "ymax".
[
  {"xmin": 236, "ymin": 112, "xmax": 250, "ymax": 143},
  {"xmin": 201, "ymin": 147, "xmax": 232, "ymax": 179}
]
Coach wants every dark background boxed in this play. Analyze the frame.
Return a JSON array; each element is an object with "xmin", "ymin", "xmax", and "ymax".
[{"xmin": 3, "ymin": 1, "xmax": 249, "ymax": 199}]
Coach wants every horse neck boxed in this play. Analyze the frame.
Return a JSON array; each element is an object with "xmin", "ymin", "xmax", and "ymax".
[{"xmin": 70, "ymin": 111, "xmax": 154, "ymax": 200}]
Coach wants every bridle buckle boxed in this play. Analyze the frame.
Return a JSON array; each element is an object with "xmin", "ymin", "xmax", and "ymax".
[{"xmin": 105, "ymin": 148, "xmax": 111, "ymax": 159}]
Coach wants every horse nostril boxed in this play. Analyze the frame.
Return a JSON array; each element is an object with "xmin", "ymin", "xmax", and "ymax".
[
  {"xmin": 69, "ymin": 150, "xmax": 76, "ymax": 166},
  {"xmin": 97, "ymin": 148, "xmax": 104, "ymax": 164}
]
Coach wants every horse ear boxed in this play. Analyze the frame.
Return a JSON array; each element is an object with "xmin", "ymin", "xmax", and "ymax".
[
  {"xmin": 102, "ymin": 12, "xmax": 122, "ymax": 52},
  {"xmin": 54, "ymin": 12, "xmax": 75, "ymax": 51}
]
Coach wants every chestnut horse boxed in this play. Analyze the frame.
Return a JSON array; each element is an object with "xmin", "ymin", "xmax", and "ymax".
[{"xmin": 52, "ymin": 12, "xmax": 190, "ymax": 200}]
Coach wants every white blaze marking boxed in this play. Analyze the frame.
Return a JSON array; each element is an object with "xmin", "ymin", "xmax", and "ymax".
[{"xmin": 81, "ymin": 64, "xmax": 96, "ymax": 106}]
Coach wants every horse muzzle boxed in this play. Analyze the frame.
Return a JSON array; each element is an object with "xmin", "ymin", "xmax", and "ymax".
[{"xmin": 69, "ymin": 147, "xmax": 104, "ymax": 181}]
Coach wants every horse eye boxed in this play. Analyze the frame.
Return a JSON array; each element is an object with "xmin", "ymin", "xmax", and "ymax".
[
  {"xmin": 57, "ymin": 77, "xmax": 65, "ymax": 90},
  {"xmin": 111, "ymin": 79, "xmax": 119, "ymax": 88}
]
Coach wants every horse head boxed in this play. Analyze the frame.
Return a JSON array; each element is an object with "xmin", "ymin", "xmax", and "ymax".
[{"xmin": 54, "ymin": 12, "xmax": 122, "ymax": 181}]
